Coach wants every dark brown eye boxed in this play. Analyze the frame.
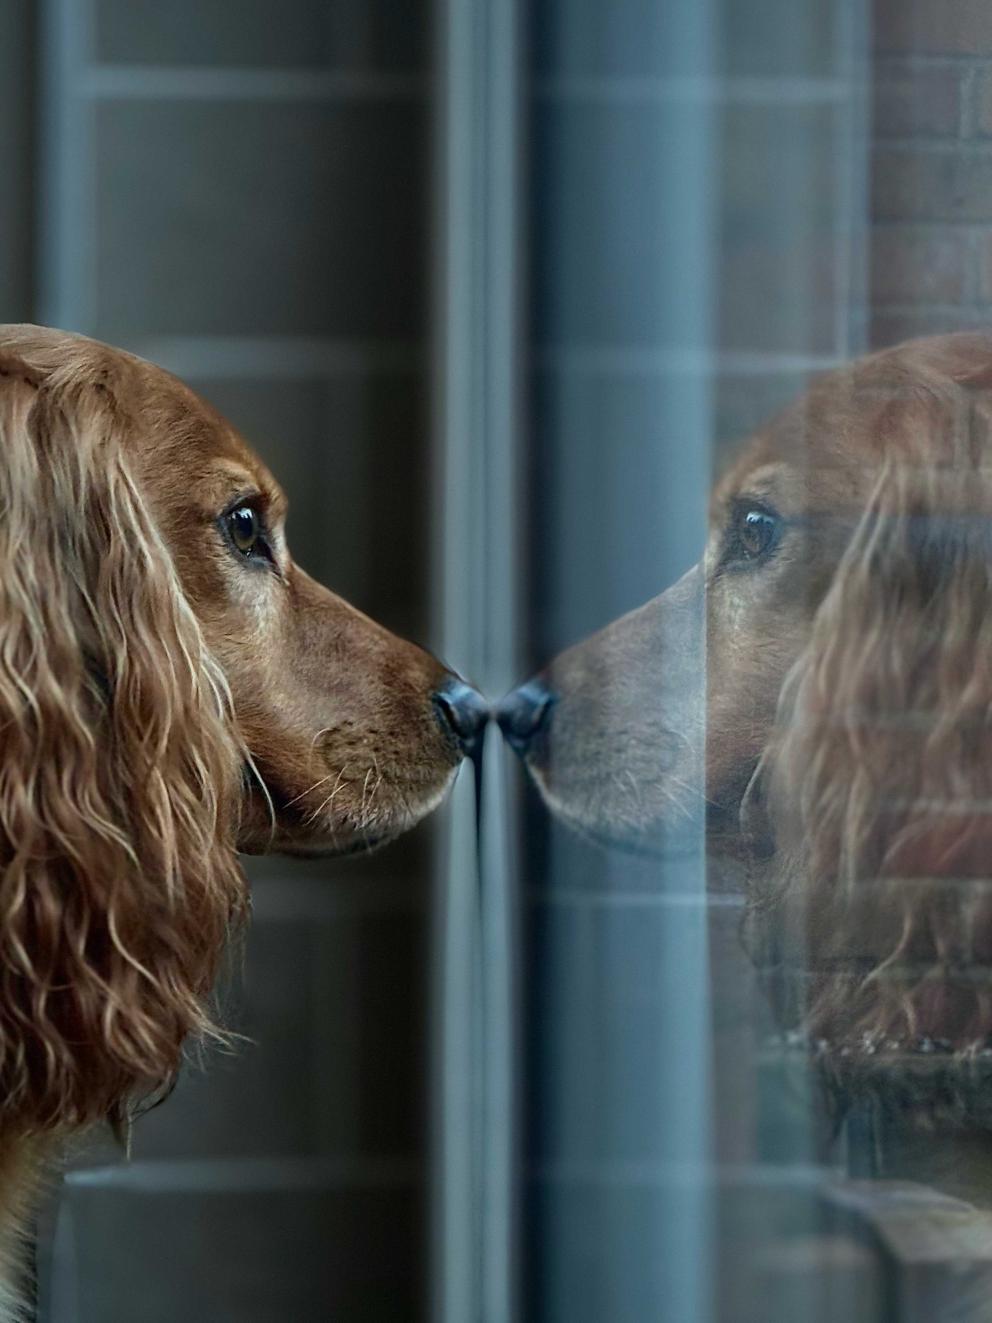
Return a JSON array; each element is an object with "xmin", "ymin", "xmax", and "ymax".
[
  {"xmin": 227, "ymin": 504, "xmax": 261, "ymax": 556},
  {"xmin": 740, "ymin": 510, "xmax": 777, "ymax": 557},
  {"xmin": 728, "ymin": 505, "xmax": 782, "ymax": 565}
]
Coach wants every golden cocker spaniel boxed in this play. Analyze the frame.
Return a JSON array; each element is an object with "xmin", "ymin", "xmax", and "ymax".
[{"xmin": 0, "ymin": 324, "xmax": 486, "ymax": 1312}]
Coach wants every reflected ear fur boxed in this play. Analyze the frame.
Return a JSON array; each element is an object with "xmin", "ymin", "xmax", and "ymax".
[{"xmin": 752, "ymin": 461, "xmax": 992, "ymax": 1056}]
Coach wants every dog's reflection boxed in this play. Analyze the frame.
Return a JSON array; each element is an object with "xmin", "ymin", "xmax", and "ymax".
[{"xmin": 500, "ymin": 333, "xmax": 992, "ymax": 1127}]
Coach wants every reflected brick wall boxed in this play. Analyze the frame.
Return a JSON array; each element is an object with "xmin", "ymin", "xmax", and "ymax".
[{"xmin": 872, "ymin": 0, "xmax": 992, "ymax": 344}]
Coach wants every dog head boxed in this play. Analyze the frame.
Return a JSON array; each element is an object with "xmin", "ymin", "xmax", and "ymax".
[
  {"xmin": 0, "ymin": 324, "xmax": 485, "ymax": 1131},
  {"xmin": 501, "ymin": 333, "xmax": 992, "ymax": 1086}
]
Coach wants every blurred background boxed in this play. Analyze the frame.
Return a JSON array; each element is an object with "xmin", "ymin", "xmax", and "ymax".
[{"xmin": 2, "ymin": 0, "xmax": 990, "ymax": 1319}]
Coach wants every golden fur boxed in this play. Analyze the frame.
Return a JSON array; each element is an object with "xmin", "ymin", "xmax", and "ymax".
[
  {"xmin": 0, "ymin": 325, "xmax": 466, "ymax": 1314},
  {"xmin": 508, "ymin": 333, "xmax": 992, "ymax": 1126}
]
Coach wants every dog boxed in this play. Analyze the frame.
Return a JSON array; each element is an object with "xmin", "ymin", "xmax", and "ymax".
[
  {"xmin": 499, "ymin": 333, "xmax": 992, "ymax": 1138},
  {"xmin": 0, "ymin": 324, "xmax": 486, "ymax": 1315}
]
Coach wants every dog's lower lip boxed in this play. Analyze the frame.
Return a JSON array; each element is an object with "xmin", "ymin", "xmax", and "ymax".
[{"xmin": 340, "ymin": 830, "xmax": 389, "ymax": 855}]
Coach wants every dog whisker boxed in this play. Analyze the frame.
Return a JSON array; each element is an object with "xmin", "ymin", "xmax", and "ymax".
[
  {"xmin": 243, "ymin": 751, "xmax": 277, "ymax": 849},
  {"xmin": 283, "ymin": 768, "xmax": 340, "ymax": 809},
  {"xmin": 305, "ymin": 770, "xmax": 349, "ymax": 826}
]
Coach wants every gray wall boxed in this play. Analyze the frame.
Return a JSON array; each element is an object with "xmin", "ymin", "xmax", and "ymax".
[
  {"xmin": 0, "ymin": 0, "xmax": 36, "ymax": 321},
  {"xmin": 22, "ymin": 2, "xmax": 436, "ymax": 1319}
]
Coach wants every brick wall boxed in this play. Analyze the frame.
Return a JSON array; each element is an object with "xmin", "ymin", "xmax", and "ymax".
[{"xmin": 871, "ymin": 0, "xmax": 992, "ymax": 345}]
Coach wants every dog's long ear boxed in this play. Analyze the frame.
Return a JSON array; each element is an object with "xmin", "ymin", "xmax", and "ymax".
[
  {"xmin": 757, "ymin": 460, "xmax": 992, "ymax": 1053},
  {"xmin": 0, "ymin": 363, "xmax": 248, "ymax": 1133}
]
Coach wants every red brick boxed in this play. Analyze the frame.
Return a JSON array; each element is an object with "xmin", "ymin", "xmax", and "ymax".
[
  {"xmin": 870, "ymin": 229, "xmax": 969, "ymax": 303},
  {"xmin": 873, "ymin": 145, "xmax": 992, "ymax": 222},
  {"xmin": 874, "ymin": 0, "xmax": 992, "ymax": 55},
  {"xmin": 874, "ymin": 64, "xmax": 962, "ymax": 138}
]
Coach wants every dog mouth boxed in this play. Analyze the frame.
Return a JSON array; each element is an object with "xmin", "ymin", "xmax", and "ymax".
[
  {"xmin": 509, "ymin": 710, "xmax": 705, "ymax": 856},
  {"xmin": 239, "ymin": 758, "xmax": 459, "ymax": 857},
  {"xmin": 517, "ymin": 754, "xmax": 705, "ymax": 858}
]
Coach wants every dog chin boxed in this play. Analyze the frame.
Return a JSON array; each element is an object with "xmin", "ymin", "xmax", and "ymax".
[
  {"xmin": 529, "ymin": 768, "xmax": 705, "ymax": 859},
  {"xmin": 260, "ymin": 815, "xmax": 416, "ymax": 859},
  {"xmin": 239, "ymin": 765, "xmax": 460, "ymax": 858}
]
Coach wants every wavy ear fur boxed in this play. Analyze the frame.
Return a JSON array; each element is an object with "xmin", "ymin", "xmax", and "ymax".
[
  {"xmin": 0, "ymin": 357, "xmax": 247, "ymax": 1135},
  {"xmin": 751, "ymin": 458, "xmax": 992, "ymax": 1090}
]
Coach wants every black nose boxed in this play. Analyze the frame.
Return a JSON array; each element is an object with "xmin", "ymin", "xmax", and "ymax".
[
  {"xmin": 495, "ymin": 681, "xmax": 555, "ymax": 755},
  {"xmin": 433, "ymin": 678, "xmax": 489, "ymax": 756}
]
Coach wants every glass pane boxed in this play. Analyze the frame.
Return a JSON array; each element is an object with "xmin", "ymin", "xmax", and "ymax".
[{"xmin": 2, "ymin": 1, "xmax": 991, "ymax": 1320}]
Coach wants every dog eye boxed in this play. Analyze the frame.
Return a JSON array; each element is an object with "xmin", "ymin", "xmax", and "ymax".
[
  {"xmin": 223, "ymin": 503, "xmax": 273, "ymax": 565},
  {"xmin": 726, "ymin": 504, "xmax": 782, "ymax": 565},
  {"xmin": 228, "ymin": 505, "xmax": 260, "ymax": 554}
]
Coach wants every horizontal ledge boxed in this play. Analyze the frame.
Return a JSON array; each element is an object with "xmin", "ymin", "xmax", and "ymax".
[
  {"xmin": 526, "ymin": 1159, "xmax": 829, "ymax": 1189},
  {"xmin": 76, "ymin": 66, "xmax": 427, "ymax": 103},
  {"xmin": 120, "ymin": 340, "xmax": 843, "ymax": 379},
  {"xmin": 534, "ymin": 347, "xmax": 845, "ymax": 375},
  {"xmin": 875, "ymin": 139, "xmax": 992, "ymax": 157},
  {"xmin": 526, "ymin": 889, "xmax": 743, "ymax": 909},
  {"xmin": 73, "ymin": 69, "xmax": 850, "ymax": 108},
  {"xmin": 874, "ymin": 51, "xmax": 992, "ymax": 70},
  {"xmin": 534, "ymin": 75, "xmax": 851, "ymax": 108},
  {"xmin": 66, "ymin": 1155, "xmax": 421, "ymax": 1194}
]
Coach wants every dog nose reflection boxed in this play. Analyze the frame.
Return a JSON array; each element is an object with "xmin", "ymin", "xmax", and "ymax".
[
  {"xmin": 495, "ymin": 680, "xmax": 555, "ymax": 754},
  {"xmin": 433, "ymin": 678, "xmax": 490, "ymax": 757}
]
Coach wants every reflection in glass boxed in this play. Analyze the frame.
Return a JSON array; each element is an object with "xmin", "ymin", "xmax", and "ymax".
[{"xmin": 502, "ymin": 335, "xmax": 992, "ymax": 1319}]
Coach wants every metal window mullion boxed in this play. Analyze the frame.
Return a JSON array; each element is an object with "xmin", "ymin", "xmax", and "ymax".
[{"xmin": 431, "ymin": 0, "xmax": 523, "ymax": 1321}]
